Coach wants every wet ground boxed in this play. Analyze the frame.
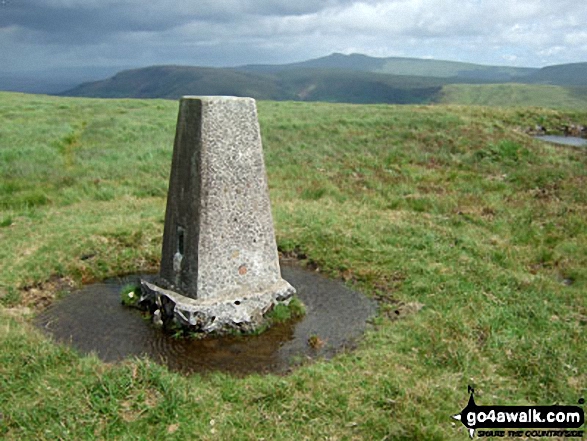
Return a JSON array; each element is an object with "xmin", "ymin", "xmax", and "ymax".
[
  {"xmin": 535, "ymin": 135, "xmax": 587, "ymax": 147},
  {"xmin": 34, "ymin": 263, "xmax": 377, "ymax": 376}
]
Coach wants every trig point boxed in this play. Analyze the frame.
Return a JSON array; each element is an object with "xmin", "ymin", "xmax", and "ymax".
[{"xmin": 141, "ymin": 96, "xmax": 295, "ymax": 334}]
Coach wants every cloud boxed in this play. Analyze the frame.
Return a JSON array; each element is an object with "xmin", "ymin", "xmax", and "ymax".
[{"xmin": 1, "ymin": 0, "xmax": 586, "ymax": 71}]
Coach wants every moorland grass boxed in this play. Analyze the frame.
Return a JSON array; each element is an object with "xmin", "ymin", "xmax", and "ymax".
[
  {"xmin": 0, "ymin": 92, "xmax": 586, "ymax": 440},
  {"xmin": 440, "ymin": 83, "xmax": 587, "ymax": 110}
]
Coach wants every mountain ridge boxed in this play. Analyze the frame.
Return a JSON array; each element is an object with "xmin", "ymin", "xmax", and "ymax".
[
  {"xmin": 237, "ymin": 52, "xmax": 538, "ymax": 81},
  {"xmin": 58, "ymin": 53, "xmax": 587, "ymax": 107}
]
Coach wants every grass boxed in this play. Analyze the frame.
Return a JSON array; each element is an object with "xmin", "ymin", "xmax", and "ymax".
[
  {"xmin": 266, "ymin": 297, "xmax": 306, "ymax": 324},
  {"xmin": 440, "ymin": 83, "xmax": 587, "ymax": 110},
  {"xmin": 120, "ymin": 284, "xmax": 141, "ymax": 308},
  {"xmin": 245, "ymin": 296, "xmax": 307, "ymax": 337},
  {"xmin": 1, "ymin": 91, "xmax": 586, "ymax": 439}
]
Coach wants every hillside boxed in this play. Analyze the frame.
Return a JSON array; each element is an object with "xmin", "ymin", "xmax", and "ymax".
[
  {"xmin": 239, "ymin": 52, "xmax": 537, "ymax": 81},
  {"xmin": 63, "ymin": 65, "xmax": 450, "ymax": 104},
  {"xmin": 525, "ymin": 62, "xmax": 587, "ymax": 86},
  {"xmin": 268, "ymin": 69, "xmax": 447, "ymax": 104},
  {"xmin": 61, "ymin": 66, "xmax": 287, "ymax": 101},
  {"xmin": 440, "ymin": 83, "xmax": 587, "ymax": 110},
  {"xmin": 1, "ymin": 92, "xmax": 586, "ymax": 439},
  {"xmin": 59, "ymin": 53, "xmax": 587, "ymax": 108}
]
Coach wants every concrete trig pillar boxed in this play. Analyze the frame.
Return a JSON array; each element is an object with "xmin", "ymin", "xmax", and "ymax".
[{"xmin": 141, "ymin": 96, "xmax": 295, "ymax": 333}]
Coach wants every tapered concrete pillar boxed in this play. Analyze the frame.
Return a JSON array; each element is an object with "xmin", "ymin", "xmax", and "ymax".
[{"xmin": 141, "ymin": 96, "xmax": 295, "ymax": 333}]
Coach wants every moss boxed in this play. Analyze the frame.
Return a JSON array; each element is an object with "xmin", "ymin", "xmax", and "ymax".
[
  {"xmin": 120, "ymin": 283, "xmax": 140, "ymax": 307},
  {"xmin": 265, "ymin": 296, "xmax": 306, "ymax": 324},
  {"xmin": 222, "ymin": 296, "xmax": 307, "ymax": 337}
]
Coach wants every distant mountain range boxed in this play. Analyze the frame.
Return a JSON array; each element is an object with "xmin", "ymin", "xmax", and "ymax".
[
  {"xmin": 0, "ymin": 66, "xmax": 129, "ymax": 95},
  {"xmin": 237, "ymin": 52, "xmax": 538, "ymax": 81},
  {"xmin": 33, "ymin": 53, "xmax": 587, "ymax": 107}
]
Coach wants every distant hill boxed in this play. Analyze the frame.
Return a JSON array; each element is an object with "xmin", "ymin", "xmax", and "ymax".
[
  {"xmin": 62, "ymin": 65, "xmax": 451, "ymax": 104},
  {"xmin": 263, "ymin": 69, "xmax": 447, "ymax": 104},
  {"xmin": 239, "ymin": 52, "xmax": 537, "ymax": 81},
  {"xmin": 439, "ymin": 83, "xmax": 587, "ymax": 110},
  {"xmin": 525, "ymin": 62, "xmax": 587, "ymax": 86},
  {"xmin": 62, "ymin": 66, "xmax": 287, "ymax": 100},
  {"xmin": 59, "ymin": 53, "xmax": 587, "ymax": 108}
]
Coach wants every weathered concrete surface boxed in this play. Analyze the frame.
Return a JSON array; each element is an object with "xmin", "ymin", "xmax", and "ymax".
[
  {"xmin": 143, "ymin": 96, "xmax": 295, "ymax": 333},
  {"xmin": 140, "ymin": 278, "xmax": 294, "ymax": 333}
]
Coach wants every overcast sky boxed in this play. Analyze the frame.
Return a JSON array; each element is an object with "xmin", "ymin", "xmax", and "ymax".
[{"xmin": 1, "ymin": 0, "xmax": 586, "ymax": 73}]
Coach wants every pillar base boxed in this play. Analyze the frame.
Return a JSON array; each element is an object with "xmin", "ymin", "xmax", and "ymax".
[{"xmin": 139, "ymin": 278, "xmax": 295, "ymax": 334}]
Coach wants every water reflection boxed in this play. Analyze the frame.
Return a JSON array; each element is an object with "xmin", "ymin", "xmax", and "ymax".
[
  {"xmin": 35, "ymin": 264, "xmax": 376, "ymax": 376},
  {"xmin": 535, "ymin": 135, "xmax": 587, "ymax": 147}
]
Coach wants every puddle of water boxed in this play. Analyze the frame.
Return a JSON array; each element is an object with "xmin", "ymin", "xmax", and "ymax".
[
  {"xmin": 34, "ymin": 263, "xmax": 376, "ymax": 376},
  {"xmin": 535, "ymin": 135, "xmax": 587, "ymax": 147}
]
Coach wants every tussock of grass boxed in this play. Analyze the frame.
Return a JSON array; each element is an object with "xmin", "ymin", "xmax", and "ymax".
[
  {"xmin": 120, "ymin": 284, "xmax": 140, "ymax": 307},
  {"xmin": 1, "ymin": 92, "xmax": 586, "ymax": 439},
  {"xmin": 267, "ymin": 296, "xmax": 306, "ymax": 323}
]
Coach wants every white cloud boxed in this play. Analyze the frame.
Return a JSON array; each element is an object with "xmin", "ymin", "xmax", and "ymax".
[
  {"xmin": 1, "ymin": 0, "xmax": 587, "ymax": 71},
  {"xmin": 538, "ymin": 46, "xmax": 567, "ymax": 57},
  {"xmin": 565, "ymin": 31, "xmax": 587, "ymax": 46}
]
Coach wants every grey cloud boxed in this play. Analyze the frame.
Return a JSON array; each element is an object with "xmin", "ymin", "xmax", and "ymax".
[
  {"xmin": 0, "ymin": 0, "xmax": 362, "ymax": 49},
  {"xmin": 0, "ymin": 0, "xmax": 354, "ymax": 35},
  {"xmin": 1, "ymin": 0, "xmax": 587, "ymax": 72},
  {"xmin": 1, "ymin": 1, "xmax": 199, "ymax": 41}
]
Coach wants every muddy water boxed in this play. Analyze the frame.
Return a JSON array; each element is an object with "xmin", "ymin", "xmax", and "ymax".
[{"xmin": 34, "ymin": 264, "xmax": 376, "ymax": 376}]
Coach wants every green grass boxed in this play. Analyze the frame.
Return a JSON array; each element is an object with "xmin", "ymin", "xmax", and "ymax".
[
  {"xmin": 120, "ymin": 284, "xmax": 141, "ymax": 308},
  {"xmin": 267, "ymin": 297, "xmax": 306, "ymax": 324},
  {"xmin": 1, "ymin": 91, "xmax": 586, "ymax": 439},
  {"xmin": 248, "ymin": 296, "xmax": 307, "ymax": 336},
  {"xmin": 440, "ymin": 83, "xmax": 587, "ymax": 110}
]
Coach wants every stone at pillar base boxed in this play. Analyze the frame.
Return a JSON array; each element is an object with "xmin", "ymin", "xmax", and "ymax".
[{"xmin": 139, "ymin": 278, "xmax": 295, "ymax": 334}]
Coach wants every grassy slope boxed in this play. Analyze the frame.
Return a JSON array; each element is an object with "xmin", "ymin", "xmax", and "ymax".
[
  {"xmin": 276, "ymin": 69, "xmax": 445, "ymax": 104},
  {"xmin": 377, "ymin": 59, "xmax": 534, "ymax": 80},
  {"xmin": 62, "ymin": 66, "xmax": 287, "ymax": 101},
  {"xmin": 527, "ymin": 62, "xmax": 587, "ymax": 86},
  {"xmin": 242, "ymin": 53, "xmax": 536, "ymax": 81},
  {"xmin": 60, "ymin": 59, "xmax": 587, "ymax": 109},
  {"xmin": 62, "ymin": 66, "xmax": 447, "ymax": 104},
  {"xmin": 1, "ymin": 92, "xmax": 586, "ymax": 440},
  {"xmin": 63, "ymin": 67, "xmax": 587, "ymax": 110},
  {"xmin": 440, "ymin": 83, "xmax": 587, "ymax": 110}
]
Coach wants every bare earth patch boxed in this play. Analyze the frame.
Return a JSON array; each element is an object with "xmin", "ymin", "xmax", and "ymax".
[{"xmin": 20, "ymin": 275, "xmax": 76, "ymax": 311}]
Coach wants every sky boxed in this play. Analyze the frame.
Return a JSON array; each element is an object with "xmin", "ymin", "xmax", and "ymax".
[{"xmin": 1, "ymin": 0, "xmax": 587, "ymax": 74}]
